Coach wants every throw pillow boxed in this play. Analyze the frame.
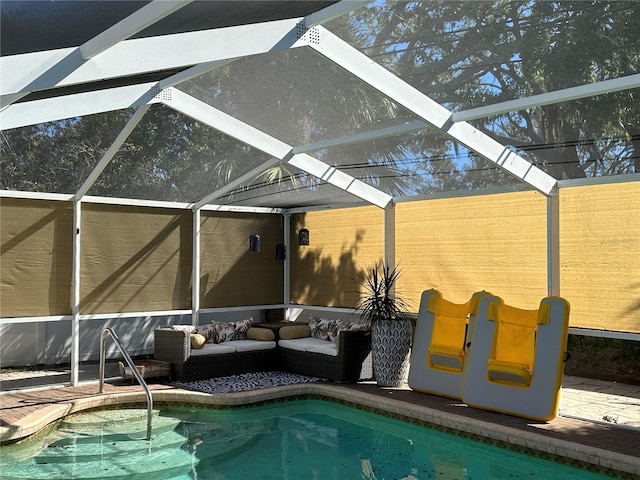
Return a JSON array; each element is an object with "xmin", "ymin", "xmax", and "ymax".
[
  {"xmin": 279, "ymin": 325, "xmax": 311, "ymax": 340},
  {"xmin": 309, "ymin": 317, "xmax": 369, "ymax": 342},
  {"xmin": 308, "ymin": 317, "xmax": 334, "ymax": 341},
  {"xmin": 247, "ymin": 327, "xmax": 276, "ymax": 341},
  {"xmin": 194, "ymin": 323, "xmax": 218, "ymax": 343},
  {"xmin": 196, "ymin": 318, "xmax": 254, "ymax": 343},
  {"xmin": 190, "ymin": 333, "xmax": 206, "ymax": 349},
  {"xmin": 216, "ymin": 318, "xmax": 253, "ymax": 342}
]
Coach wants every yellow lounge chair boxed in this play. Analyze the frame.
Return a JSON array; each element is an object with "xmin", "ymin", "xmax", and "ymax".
[
  {"xmin": 462, "ymin": 295, "xmax": 570, "ymax": 421},
  {"xmin": 408, "ymin": 289, "xmax": 488, "ymax": 399}
]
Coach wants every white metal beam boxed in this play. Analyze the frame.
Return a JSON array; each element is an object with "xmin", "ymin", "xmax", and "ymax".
[
  {"xmin": 547, "ymin": 191, "xmax": 560, "ymax": 297},
  {"xmin": 287, "ymin": 153, "xmax": 392, "ymax": 208},
  {"xmin": 3, "ymin": 0, "xmax": 353, "ymax": 101},
  {"xmin": 79, "ymin": 0, "xmax": 192, "ymax": 60},
  {"xmin": 71, "ymin": 199, "xmax": 82, "ymax": 386},
  {"xmin": 293, "ymin": 120, "xmax": 428, "ymax": 154},
  {"xmin": 169, "ymin": 88, "xmax": 292, "ymax": 159},
  {"xmin": 192, "ymin": 208, "xmax": 201, "ymax": 326},
  {"xmin": 1, "ymin": 1, "xmax": 192, "ymax": 108},
  {"xmin": 167, "ymin": 88, "xmax": 392, "ymax": 208},
  {"xmin": 283, "ymin": 213, "xmax": 291, "ymax": 319},
  {"xmin": 0, "ymin": 83, "xmax": 160, "ymax": 130},
  {"xmin": 453, "ymin": 74, "xmax": 640, "ymax": 122},
  {"xmin": 1, "ymin": 18, "xmax": 306, "ymax": 105},
  {"xmin": 0, "ymin": 190, "xmax": 74, "ymax": 202},
  {"xmin": 304, "ymin": 0, "xmax": 369, "ymax": 27},
  {"xmin": 0, "ymin": 59, "xmax": 236, "ymax": 130},
  {"xmin": 158, "ymin": 59, "xmax": 236, "ymax": 90},
  {"xmin": 0, "ymin": 58, "xmax": 234, "ymax": 130},
  {"xmin": 308, "ymin": 26, "xmax": 558, "ymax": 196}
]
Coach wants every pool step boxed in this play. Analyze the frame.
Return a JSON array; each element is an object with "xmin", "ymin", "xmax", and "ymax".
[
  {"xmin": 3, "ymin": 446, "xmax": 196, "ymax": 480},
  {"xmin": 32, "ymin": 429, "xmax": 189, "ymax": 463},
  {"xmin": 58, "ymin": 412, "xmax": 182, "ymax": 439},
  {"xmin": 1, "ymin": 411, "xmax": 267, "ymax": 479}
]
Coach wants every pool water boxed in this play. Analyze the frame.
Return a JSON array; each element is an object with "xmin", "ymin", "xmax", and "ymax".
[{"xmin": 0, "ymin": 399, "xmax": 611, "ymax": 480}]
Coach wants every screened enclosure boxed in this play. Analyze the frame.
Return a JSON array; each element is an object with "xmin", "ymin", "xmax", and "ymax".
[{"xmin": 1, "ymin": 1, "xmax": 638, "ymax": 380}]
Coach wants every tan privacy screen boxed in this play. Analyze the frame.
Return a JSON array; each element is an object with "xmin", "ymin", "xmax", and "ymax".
[
  {"xmin": 290, "ymin": 206, "xmax": 384, "ymax": 307},
  {"xmin": 396, "ymin": 191, "xmax": 549, "ymax": 311},
  {"xmin": 1, "ymin": 198, "xmax": 73, "ymax": 317},
  {"xmin": 80, "ymin": 204, "xmax": 192, "ymax": 314},
  {"xmin": 199, "ymin": 212, "xmax": 283, "ymax": 307},
  {"xmin": 3, "ymin": 182, "xmax": 638, "ymax": 333},
  {"xmin": 560, "ymin": 181, "xmax": 640, "ymax": 333}
]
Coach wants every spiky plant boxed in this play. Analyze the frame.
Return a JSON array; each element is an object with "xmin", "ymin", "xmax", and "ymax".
[{"xmin": 357, "ymin": 262, "xmax": 411, "ymax": 324}]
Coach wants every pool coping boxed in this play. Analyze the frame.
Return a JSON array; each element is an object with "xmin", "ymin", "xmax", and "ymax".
[{"xmin": 2, "ymin": 383, "xmax": 638, "ymax": 478}]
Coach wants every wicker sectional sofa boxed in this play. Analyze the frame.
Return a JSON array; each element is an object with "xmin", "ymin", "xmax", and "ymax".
[
  {"xmin": 154, "ymin": 327, "xmax": 277, "ymax": 382},
  {"xmin": 278, "ymin": 329, "xmax": 372, "ymax": 382},
  {"xmin": 154, "ymin": 318, "xmax": 372, "ymax": 383}
]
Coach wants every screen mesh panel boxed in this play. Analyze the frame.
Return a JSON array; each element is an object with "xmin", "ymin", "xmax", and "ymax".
[
  {"xmin": 0, "ymin": 198, "xmax": 73, "ymax": 317},
  {"xmin": 396, "ymin": 191, "xmax": 548, "ymax": 310},
  {"xmin": 326, "ymin": 1, "xmax": 640, "ymax": 107},
  {"xmin": 290, "ymin": 206, "xmax": 384, "ymax": 307},
  {"xmin": 0, "ymin": 113, "xmax": 129, "ymax": 195},
  {"xmin": 86, "ymin": 105, "xmax": 278, "ymax": 204},
  {"xmin": 199, "ymin": 212, "xmax": 283, "ymax": 307},
  {"xmin": 315, "ymin": 130, "xmax": 521, "ymax": 197},
  {"xmin": 560, "ymin": 181, "xmax": 640, "ymax": 333},
  {"xmin": 467, "ymin": 89, "xmax": 640, "ymax": 180},
  {"xmin": 80, "ymin": 204, "xmax": 192, "ymax": 314},
  {"xmin": 176, "ymin": 47, "xmax": 418, "ymax": 147}
]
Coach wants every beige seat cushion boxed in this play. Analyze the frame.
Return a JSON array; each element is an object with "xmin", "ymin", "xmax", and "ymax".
[
  {"xmin": 279, "ymin": 325, "xmax": 311, "ymax": 340},
  {"xmin": 247, "ymin": 327, "xmax": 276, "ymax": 341}
]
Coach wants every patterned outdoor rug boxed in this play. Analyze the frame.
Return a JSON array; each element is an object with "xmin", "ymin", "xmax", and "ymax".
[{"xmin": 173, "ymin": 371, "xmax": 321, "ymax": 394}]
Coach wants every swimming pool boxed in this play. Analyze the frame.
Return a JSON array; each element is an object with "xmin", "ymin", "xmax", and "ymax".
[{"xmin": 0, "ymin": 399, "xmax": 611, "ymax": 480}]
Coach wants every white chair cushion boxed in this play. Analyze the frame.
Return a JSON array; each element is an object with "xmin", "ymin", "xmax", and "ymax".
[
  {"xmin": 190, "ymin": 343, "xmax": 235, "ymax": 356},
  {"xmin": 278, "ymin": 339, "xmax": 307, "ymax": 352},
  {"xmin": 279, "ymin": 337, "xmax": 320, "ymax": 351},
  {"xmin": 225, "ymin": 339, "xmax": 276, "ymax": 352},
  {"xmin": 305, "ymin": 342, "xmax": 339, "ymax": 357},
  {"xmin": 278, "ymin": 337, "xmax": 338, "ymax": 356}
]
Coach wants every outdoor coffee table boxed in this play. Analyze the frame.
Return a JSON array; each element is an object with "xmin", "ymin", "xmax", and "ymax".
[
  {"xmin": 118, "ymin": 359, "xmax": 170, "ymax": 384},
  {"xmin": 253, "ymin": 321, "xmax": 307, "ymax": 340}
]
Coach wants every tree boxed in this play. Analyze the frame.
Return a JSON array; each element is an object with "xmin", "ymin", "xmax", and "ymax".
[
  {"xmin": 332, "ymin": 0, "xmax": 640, "ymax": 192},
  {"xmin": 3, "ymin": 2, "xmax": 638, "ymax": 200},
  {"xmin": 1, "ymin": 106, "xmax": 262, "ymax": 202}
]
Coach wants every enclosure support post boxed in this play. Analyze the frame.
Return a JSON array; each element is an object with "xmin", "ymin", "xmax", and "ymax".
[
  {"xmin": 192, "ymin": 207, "xmax": 201, "ymax": 326},
  {"xmin": 283, "ymin": 213, "xmax": 291, "ymax": 321},
  {"xmin": 547, "ymin": 190, "xmax": 561, "ymax": 297},
  {"xmin": 384, "ymin": 203, "xmax": 396, "ymax": 269},
  {"xmin": 71, "ymin": 199, "xmax": 82, "ymax": 386}
]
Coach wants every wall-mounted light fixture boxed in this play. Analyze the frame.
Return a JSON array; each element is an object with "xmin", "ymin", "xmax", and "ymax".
[
  {"xmin": 249, "ymin": 234, "xmax": 261, "ymax": 252},
  {"xmin": 298, "ymin": 228, "xmax": 309, "ymax": 246},
  {"xmin": 275, "ymin": 243, "xmax": 286, "ymax": 261}
]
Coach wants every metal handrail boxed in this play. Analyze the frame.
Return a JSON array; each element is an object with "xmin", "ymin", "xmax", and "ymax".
[{"xmin": 98, "ymin": 327, "xmax": 153, "ymax": 440}]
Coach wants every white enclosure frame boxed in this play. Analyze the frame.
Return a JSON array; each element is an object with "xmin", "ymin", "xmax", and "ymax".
[{"xmin": 1, "ymin": 0, "xmax": 639, "ymax": 384}]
